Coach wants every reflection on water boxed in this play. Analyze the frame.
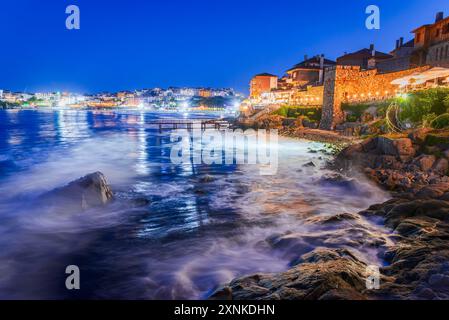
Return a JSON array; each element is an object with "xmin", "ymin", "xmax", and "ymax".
[{"xmin": 0, "ymin": 109, "xmax": 391, "ymax": 299}]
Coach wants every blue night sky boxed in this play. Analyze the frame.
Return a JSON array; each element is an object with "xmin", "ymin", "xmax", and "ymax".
[{"xmin": 0, "ymin": 0, "xmax": 447, "ymax": 94}]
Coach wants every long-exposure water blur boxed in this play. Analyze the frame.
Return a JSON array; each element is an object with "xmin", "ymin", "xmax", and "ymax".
[{"xmin": 0, "ymin": 109, "xmax": 391, "ymax": 299}]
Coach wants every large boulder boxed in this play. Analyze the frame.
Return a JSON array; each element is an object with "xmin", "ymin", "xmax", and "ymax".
[
  {"xmin": 443, "ymin": 149, "xmax": 449, "ymax": 159},
  {"xmin": 425, "ymin": 133, "xmax": 449, "ymax": 149},
  {"xmin": 383, "ymin": 199, "xmax": 449, "ymax": 229},
  {"xmin": 408, "ymin": 128, "xmax": 431, "ymax": 145},
  {"xmin": 373, "ymin": 155, "xmax": 403, "ymax": 170},
  {"xmin": 39, "ymin": 172, "xmax": 113, "ymax": 212},
  {"xmin": 376, "ymin": 137, "xmax": 415, "ymax": 160},
  {"xmin": 413, "ymin": 155, "xmax": 436, "ymax": 172},
  {"xmin": 317, "ymin": 173, "xmax": 367, "ymax": 195},
  {"xmin": 337, "ymin": 136, "xmax": 416, "ymax": 170},
  {"xmin": 432, "ymin": 158, "xmax": 449, "ymax": 175},
  {"xmin": 415, "ymin": 183, "xmax": 449, "ymax": 199}
]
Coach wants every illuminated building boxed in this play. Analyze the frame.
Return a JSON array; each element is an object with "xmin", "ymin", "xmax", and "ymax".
[
  {"xmin": 286, "ymin": 55, "xmax": 336, "ymax": 88},
  {"xmin": 198, "ymin": 89, "xmax": 212, "ymax": 97},
  {"xmin": 337, "ymin": 44, "xmax": 393, "ymax": 70},
  {"xmin": 412, "ymin": 11, "xmax": 449, "ymax": 68},
  {"xmin": 249, "ymin": 73, "xmax": 278, "ymax": 99}
]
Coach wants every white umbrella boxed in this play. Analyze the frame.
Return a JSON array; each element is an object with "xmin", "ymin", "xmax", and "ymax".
[
  {"xmin": 418, "ymin": 67, "xmax": 449, "ymax": 81},
  {"xmin": 391, "ymin": 67, "xmax": 449, "ymax": 87},
  {"xmin": 391, "ymin": 73, "xmax": 424, "ymax": 87}
]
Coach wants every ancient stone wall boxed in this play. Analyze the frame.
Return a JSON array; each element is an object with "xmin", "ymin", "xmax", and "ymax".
[
  {"xmin": 290, "ymin": 85, "xmax": 323, "ymax": 106},
  {"xmin": 319, "ymin": 65, "xmax": 432, "ymax": 130}
]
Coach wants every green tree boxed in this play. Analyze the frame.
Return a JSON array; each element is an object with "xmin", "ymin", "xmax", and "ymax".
[{"xmin": 399, "ymin": 88, "xmax": 449, "ymax": 125}]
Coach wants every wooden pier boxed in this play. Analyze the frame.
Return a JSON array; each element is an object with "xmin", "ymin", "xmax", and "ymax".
[{"xmin": 148, "ymin": 119, "xmax": 230, "ymax": 132}]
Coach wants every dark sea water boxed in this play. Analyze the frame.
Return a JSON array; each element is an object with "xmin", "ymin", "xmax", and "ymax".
[{"xmin": 0, "ymin": 109, "xmax": 391, "ymax": 299}]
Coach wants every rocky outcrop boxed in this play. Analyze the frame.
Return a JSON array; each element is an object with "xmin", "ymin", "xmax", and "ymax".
[
  {"xmin": 210, "ymin": 248, "xmax": 370, "ymax": 300},
  {"xmin": 338, "ymin": 136, "xmax": 416, "ymax": 165},
  {"xmin": 211, "ymin": 195, "xmax": 449, "ymax": 300},
  {"xmin": 38, "ymin": 172, "xmax": 113, "ymax": 212},
  {"xmin": 211, "ymin": 129, "xmax": 449, "ymax": 300},
  {"xmin": 336, "ymin": 131, "xmax": 449, "ymax": 194},
  {"xmin": 360, "ymin": 198, "xmax": 449, "ymax": 300},
  {"xmin": 376, "ymin": 137, "xmax": 416, "ymax": 160}
]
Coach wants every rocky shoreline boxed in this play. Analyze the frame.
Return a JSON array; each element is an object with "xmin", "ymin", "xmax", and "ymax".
[
  {"xmin": 280, "ymin": 127, "xmax": 358, "ymax": 145},
  {"xmin": 34, "ymin": 131, "xmax": 449, "ymax": 300},
  {"xmin": 235, "ymin": 116, "xmax": 359, "ymax": 145},
  {"xmin": 210, "ymin": 128, "xmax": 449, "ymax": 300}
]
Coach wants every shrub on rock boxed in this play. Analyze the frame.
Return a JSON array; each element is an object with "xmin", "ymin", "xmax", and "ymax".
[{"xmin": 431, "ymin": 113, "xmax": 449, "ymax": 129}]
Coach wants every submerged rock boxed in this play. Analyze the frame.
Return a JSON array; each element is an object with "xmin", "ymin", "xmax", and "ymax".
[
  {"xmin": 317, "ymin": 173, "xmax": 359, "ymax": 192},
  {"xmin": 132, "ymin": 197, "xmax": 152, "ymax": 207},
  {"xmin": 305, "ymin": 212, "xmax": 359, "ymax": 225},
  {"xmin": 303, "ymin": 162, "xmax": 316, "ymax": 167},
  {"xmin": 199, "ymin": 174, "xmax": 215, "ymax": 183},
  {"xmin": 39, "ymin": 172, "xmax": 113, "ymax": 212}
]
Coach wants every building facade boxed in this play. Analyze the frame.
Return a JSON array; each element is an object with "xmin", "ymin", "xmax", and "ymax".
[
  {"xmin": 376, "ymin": 38, "xmax": 415, "ymax": 72},
  {"xmin": 249, "ymin": 73, "xmax": 278, "ymax": 99},
  {"xmin": 285, "ymin": 55, "xmax": 336, "ymax": 88},
  {"xmin": 412, "ymin": 12, "xmax": 449, "ymax": 67},
  {"xmin": 337, "ymin": 45, "xmax": 393, "ymax": 70},
  {"xmin": 198, "ymin": 89, "xmax": 212, "ymax": 98}
]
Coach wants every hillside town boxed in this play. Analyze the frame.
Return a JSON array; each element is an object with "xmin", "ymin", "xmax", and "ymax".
[
  {"xmin": 0, "ymin": 87, "xmax": 242, "ymax": 112},
  {"xmin": 241, "ymin": 11, "xmax": 449, "ymax": 136}
]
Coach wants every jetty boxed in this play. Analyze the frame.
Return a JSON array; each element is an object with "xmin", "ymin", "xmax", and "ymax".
[{"xmin": 147, "ymin": 119, "xmax": 230, "ymax": 132}]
